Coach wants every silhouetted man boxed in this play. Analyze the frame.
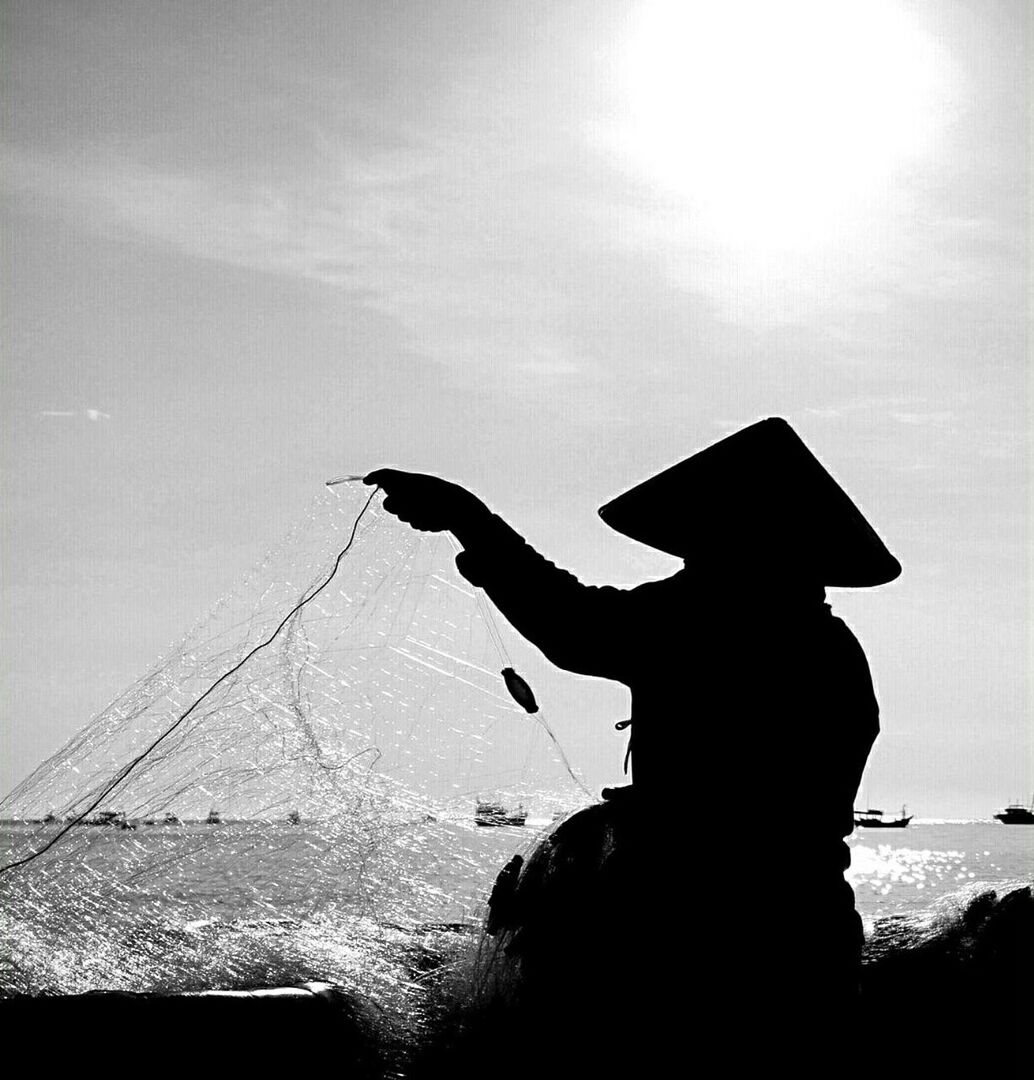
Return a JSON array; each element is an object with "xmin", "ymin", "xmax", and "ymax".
[{"xmin": 367, "ymin": 417, "xmax": 900, "ymax": 1071}]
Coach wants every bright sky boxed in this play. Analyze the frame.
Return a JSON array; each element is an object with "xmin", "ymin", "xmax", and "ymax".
[{"xmin": 2, "ymin": 0, "xmax": 1029, "ymax": 817}]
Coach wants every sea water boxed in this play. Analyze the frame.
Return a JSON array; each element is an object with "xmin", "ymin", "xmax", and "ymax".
[
  {"xmin": 846, "ymin": 819, "xmax": 1032, "ymax": 922},
  {"xmin": 1, "ymin": 819, "xmax": 1030, "ymax": 995}
]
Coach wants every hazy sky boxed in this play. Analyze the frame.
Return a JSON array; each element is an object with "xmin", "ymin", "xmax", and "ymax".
[{"xmin": 2, "ymin": 0, "xmax": 1029, "ymax": 816}]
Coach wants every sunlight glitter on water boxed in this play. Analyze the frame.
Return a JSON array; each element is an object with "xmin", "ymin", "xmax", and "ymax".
[
  {"xmin": 847, "ymin": 843, "xmax": 966, "ymax": 897},
  {"xmin": 845, "ymin": 823, "xmax": 1031, "ymax": 919}
]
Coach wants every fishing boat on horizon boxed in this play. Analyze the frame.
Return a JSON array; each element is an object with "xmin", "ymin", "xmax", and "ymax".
[
  {"xmin": 993, "ymin": 796, "xmax": 1034, "ymax": 824},
  {"xmin": 475, "ymin": 799, "xmax": 527, "ymax": 827},
  {"xmin": 854, "ymin": 805, "xmax": 912, "ymax": 829}
]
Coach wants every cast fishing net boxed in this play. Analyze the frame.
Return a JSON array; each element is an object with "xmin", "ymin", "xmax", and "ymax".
[{"xmin": 0, "ymin": 483, "xmax": 593, "ymax": 1005}]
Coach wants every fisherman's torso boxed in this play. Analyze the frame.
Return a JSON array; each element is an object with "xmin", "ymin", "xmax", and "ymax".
[{"xmin": 619, "ymin": 579, "xmax": 878, "ymax": 859}]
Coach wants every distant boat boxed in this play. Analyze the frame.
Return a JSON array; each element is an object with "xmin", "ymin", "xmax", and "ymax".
[
  {"xmin": 205, "ymin": 809, "xmax": 222, "ymax": 825},
  {"xmin": 854, "ymin": 805, "xmax": 912, "ymax": 829},
  {"xmin": 475, "ymin": 799, "xmax": 527, "ymax": 827},
  {"xmin": 993, "ymin": 797, "xmax": 1034, "ymax": 825},
  {"xmin": 88, "ymin": 809, "xmax": 130, "ymax": 828}
]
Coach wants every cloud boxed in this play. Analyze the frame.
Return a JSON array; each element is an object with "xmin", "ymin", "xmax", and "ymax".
[
  {"xmin": 4, "ymin": 142, "xmax": 405, "ymax": 294},
  {"xmin": 37, "ymin": 408, "xmax": 111, "ymax": 421},
  {"xmin": 2, "ymin": 137, "xmax": 582, "ymax": 369},
  {"xmin": 890, "ymin": 411, "xmax": 955, "ymax": 428},
  {"xmin": 3, "ymin": 110, "xmax": 646, "ymax": 411},
  {"xmin": 796, "ymin": 397, "xmax": 937, "ymax": 423}
]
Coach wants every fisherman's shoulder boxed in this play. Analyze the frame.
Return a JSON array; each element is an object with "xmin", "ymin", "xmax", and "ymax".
[{"xmin": 608, "ymin": 568, "xmax": 689, "ymax": 603}]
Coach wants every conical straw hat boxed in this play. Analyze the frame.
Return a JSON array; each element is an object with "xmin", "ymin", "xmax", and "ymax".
[{"xmin": 598, "ymin": 418, "xmax": 901, "ymax": 587}]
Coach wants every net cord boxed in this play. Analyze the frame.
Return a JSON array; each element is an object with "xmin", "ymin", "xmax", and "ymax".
[
  {"xmin": 0, "ymin": 486, "xmax": 382, "ymax": 878},
  {"xmin": 446, "ymin": 535, "xmax": 593, "ymax": 798}
]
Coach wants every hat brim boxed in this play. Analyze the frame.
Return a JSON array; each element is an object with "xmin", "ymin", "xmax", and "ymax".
[{"xmin": 598, "ymin": 418, "xmax": 901, "ymax": 588}]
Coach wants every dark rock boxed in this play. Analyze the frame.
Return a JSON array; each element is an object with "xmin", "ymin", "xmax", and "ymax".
[{"xmin": 0, "ymin": 982, "xmax": 386, "ymax": 1075}]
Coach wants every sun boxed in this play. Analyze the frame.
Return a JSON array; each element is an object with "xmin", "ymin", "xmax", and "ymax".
[{"xmin": 618, "ymin": 0, "xmax": 945, "ymax": 250}]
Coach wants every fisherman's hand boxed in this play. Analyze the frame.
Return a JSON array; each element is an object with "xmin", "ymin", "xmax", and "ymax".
[{"xmin": 364, "ymin": 469, "xmax": 489, "ymax": 535}]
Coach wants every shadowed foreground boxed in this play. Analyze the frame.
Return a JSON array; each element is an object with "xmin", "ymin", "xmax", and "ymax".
[{"xmin": 3, "ymin": 877, "xmax": 1028, "ymax": 1075}]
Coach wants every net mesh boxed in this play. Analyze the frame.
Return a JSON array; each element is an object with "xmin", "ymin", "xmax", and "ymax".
[{"xmin": 0, "ymin": 484, "xmax": 590, "ymax": 1002}]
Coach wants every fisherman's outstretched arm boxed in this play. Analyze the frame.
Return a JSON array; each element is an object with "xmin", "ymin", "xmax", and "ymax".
[
  {"xmin": 453, "ymin": 509, "xmax": 635, "ymax": 679},
  {"xmin": 364, "ymin": 469, "xmax": 632, "ymax": 679}
]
